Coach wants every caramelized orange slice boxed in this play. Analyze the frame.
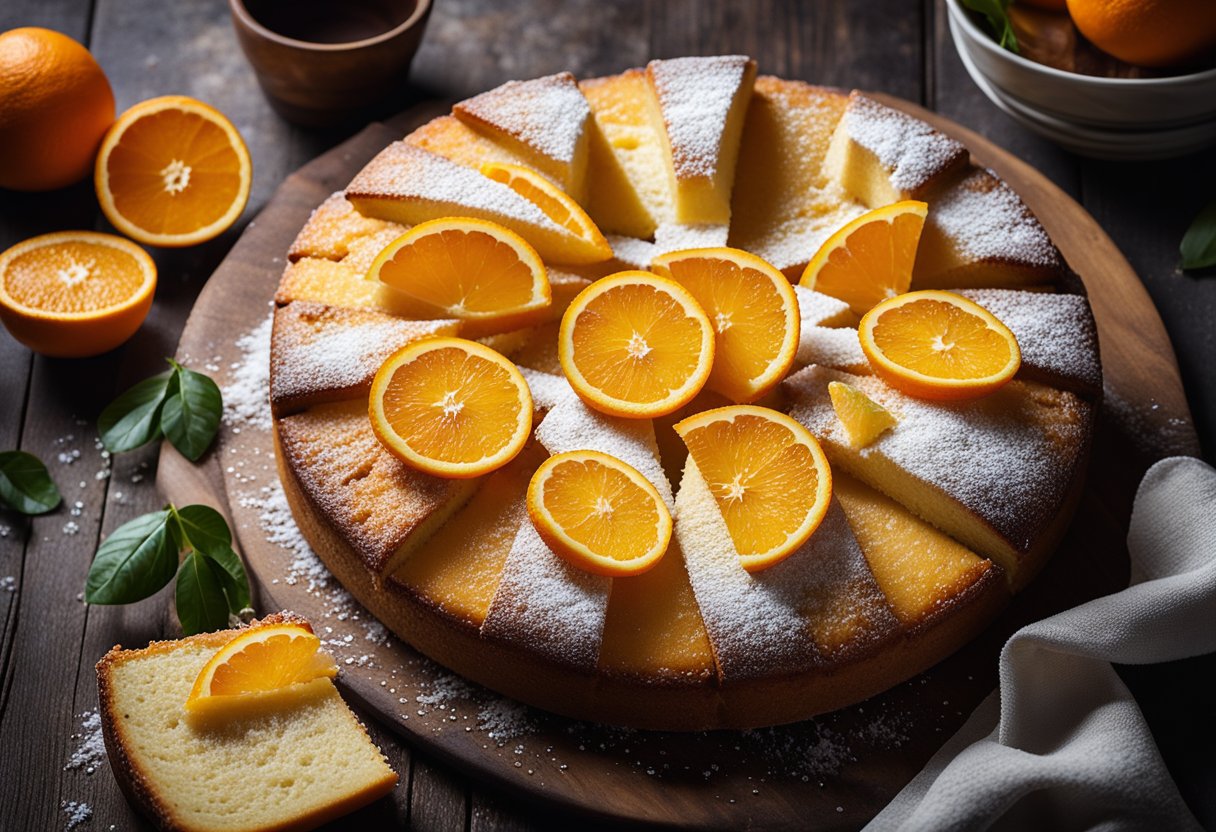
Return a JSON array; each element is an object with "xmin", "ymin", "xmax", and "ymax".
[
  {"xmin": 859, "ymin": 290, "xmax": 1021, "ymax": 401},
  {"xmin": 527, "ymin": 450, "xmax": 672, "ymax": 577},
  {"xmin": 558, "ymin": 271, "xmax": 714, "ymax": 418},
  {"xmin": 800, "ymin": 201, "xmax": 927, "ymax": 315},
  {"xmin": 369, "ymin": 337, "xmax": 533, "ymax": 478},
  {"xmin": 675, "ymin": 405, "xmax": 832, "ymax": 571},
  {"xmin": 480, "ymin": 162, "xmax": 612, "ymax": 262},
  {"xmin": 367, "ymin": 217, "xmax": 551, "ymax": 337},
  {"xmin": 651, "ymin": 247, "xmax": 799, "ymax": 403},
  {"xmin": 95, "ymin": 96, "xmax": 251, "ymax": 247},
  {"xmin": 0, "ymin": 231, "xmax": 155, "ymax": 357},
  {"xmin": 186, "ymin": 621, "xmax": 337, "ymax": 712}
]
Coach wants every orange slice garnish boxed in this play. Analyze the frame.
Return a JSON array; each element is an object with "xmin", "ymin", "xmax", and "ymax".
[
  {"xmin": 480, "ymin": 162, "xmax": 612, "ymax": 262},
  {"xmin": 651, "ymin": 247, "xmax": 800, "ymax": 403},
  {"xmin": 558, "ymin": 271, "xmax": 714, "ymax": 419},
  {"xmin": 369, "ymin": 337, "xmax": 533, "ymax": 478},
  {"xmin": 367, "ymin": 217, "xmax": 551, "ymax": 338},
  {"xmin": 185, "ymin": 621, "xmax": 337, "ymax": 712},
  {"xmin": 0, "ymin": 231, "xmax": 155, "ymax": 358},
  {"xmin": 858, "ymin": 290, "xmax": 1021, "ymax": 400},
  {"xmin": 675, "ymin": 405, "xmax": 832, "ymax": 572},
  {"xmin": 800, "ymin": 201, "xmax": 927, "ymax": 315},
  {"xmin": 94, "ymin": 95, "xmax": 252, "ymax": 247},
  {"xmin": 828, "ymin": 380, "xmax": 897, "ymax": 447},
  {"xmin": 527, "ymin": 449, "xmax": 672, "ymax": 577}
]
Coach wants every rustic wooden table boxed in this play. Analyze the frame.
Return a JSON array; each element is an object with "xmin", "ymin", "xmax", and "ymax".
[{"xmin": 2, "ymin": 1, "xmax": 1213, "ymax": 830}]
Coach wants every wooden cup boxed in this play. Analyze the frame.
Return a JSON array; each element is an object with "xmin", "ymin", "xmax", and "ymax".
[{"xmin": 229, "ymin": 0, "xmax": 432, "ymax": 126}]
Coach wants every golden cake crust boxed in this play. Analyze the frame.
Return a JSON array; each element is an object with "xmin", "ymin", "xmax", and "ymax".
[{"xmin": 267, "ymin": 67, "xmax": 1098, "ymax": 729}]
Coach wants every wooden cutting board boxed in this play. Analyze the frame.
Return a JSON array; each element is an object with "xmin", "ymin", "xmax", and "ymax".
[{"xmin": 159, "ymin": 97, "xmax": 1199, "ymax": 830}]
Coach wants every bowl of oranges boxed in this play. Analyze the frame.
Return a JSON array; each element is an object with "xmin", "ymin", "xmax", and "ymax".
[{"xmin": 946, "ymin": 0, "xmax": 1216, "ymax": 159}]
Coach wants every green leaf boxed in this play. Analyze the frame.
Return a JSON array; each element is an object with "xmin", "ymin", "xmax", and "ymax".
[
  {"xmin": 98, "ymin": 371, "xmax": 173, "ymax": 453},
  {"xmin": 0, "ymin": 451, "xmax": 62, "ymax": 515},
  {"xmin": 1181, "ymin": 199, "xmax": 1216, "ymax": 270},
  {"xmin": 175, "ymin": 551, "xmax": 231, "ymax": 635},
  {"xmin": 161, "ymin": 362, "xmax": 222, "ymax": 462},
  {"xmin": 173, "ymin": 504, "xmax": 231, "ymax": 557},
  {"xmin": 962, "ymin": 0, "xmax": 1019, "ymax": 53},
  {"xmin": 85, "ymin": 509, "xmax": 178, "ymax": 604},
  {"xmin": 208, "ymin": 545, "xmax": 252, "ymax": 614}
]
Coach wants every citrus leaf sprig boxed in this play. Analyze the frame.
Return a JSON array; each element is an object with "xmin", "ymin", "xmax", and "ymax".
[
  {"xmin": 85, "ymin": 503, "xmax": 251, "ymax": 635},
  {"xmin": 99, "ymin": 359, "xmax": 222, "ymax": 461},
  {"xmin": 962, "ymin": 0, "xmax": 1019, "ymax": 54},
  {"xmin": 1181, "ymin": 198, "xmax": 1216, "ymax": 271},
  {"xmin": 0, "ymin": 451, "xmax": 62, "ymax": 515}
]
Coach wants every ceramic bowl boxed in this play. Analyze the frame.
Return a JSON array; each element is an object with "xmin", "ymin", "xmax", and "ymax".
[
  {"xmin": 945, "ymin": 0, "xmax": 1216, "ymax": 158},
  {"xmin": 230, "ymin": 0, "xmax": 432, "ymax": 126}
]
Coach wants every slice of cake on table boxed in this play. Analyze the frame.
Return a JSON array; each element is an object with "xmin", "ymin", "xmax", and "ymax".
[
  {"xmin": 785, "ymin": 365, "xmax": 1093, "ymax": 590},
  {"xmin": 453, "ymin": 72, "xmax": 592, "ymax": 201},
  {"xmin": 96, "ymin": 614, "xmax": 396, "ymax": 832}
]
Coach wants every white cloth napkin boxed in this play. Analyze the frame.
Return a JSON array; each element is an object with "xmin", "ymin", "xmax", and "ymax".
[{"xmin": 866, "ymin": 456, "xmax": 1216, "ymax": 831}]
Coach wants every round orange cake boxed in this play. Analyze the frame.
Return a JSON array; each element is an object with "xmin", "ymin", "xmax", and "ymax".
[{"xmin": 268, "ymin": 58, "xmax": 1100, "ymax": 730}]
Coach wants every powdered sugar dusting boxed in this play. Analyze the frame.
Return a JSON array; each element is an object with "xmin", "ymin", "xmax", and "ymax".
[
  {"xmin": 796, "ymin": 326, "xmax": 868, "ymax": 372},
  {"xmin": 346, "ymin": 142, "xmax": 567, "ymax": 237},
  {"xmin": 648, "ymin": 56, "xmax": 751, "ymax": 180},
  {"xmin": 454, "ymin": 72, "xmax": 590, "ymax": 167},
  {"xmin": 786, "ymin": 365, "xmax": 1090, "ymax": 554},
  {"xmin": 223, "ymin": 312, "xmax": 274, "ymax": 432},
  {"xmin": 64, "ymin": 709, "xmax": 106, "ymax": 775},
  {"xmin": 60, "ymin": 800, "xmax": 92, "ymax": 830},
  {"xmin": 481, "ymin": 518, "xmax": 610, "ymax": 670},
  {"xmin": 270, "ymin": 303, "xmax": 457, "ymax": 410},
  {"xmin": 957, "ymin": 288, "xmax": 1101, "ymax": 393},
  {"xmin": 518, "ymin": 367, "xmax": 574, "ymax": 412},
  {"xmin": 929, "ymin": 170, "xmax": 1060, "ymax": 269},
  {"xmin": 606, "ymin": 234, "xmax": 656, "ymax": 270},
  {"xmin": 795, "ymin": 286, "xmax": 853, "ymax": 329},
  {"xmin": 653, "ymin": 222, "xmax": 729, "ymax": 255},
  {"xmin": 842, "ymin": 94, "xmax": 967, "ymax": 193},
  {"xmin": 535, "ymin": 396, "xmax": 675, "ymax": 510}
]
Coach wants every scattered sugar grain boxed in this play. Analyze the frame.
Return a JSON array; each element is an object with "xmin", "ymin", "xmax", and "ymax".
[
  {"xmin": 61, "ymin": 800, "xmax": 91, "ymax": 830},
  {"xmin": 65, "ymin": 710, "xmax": 106, "ymax": 775}
]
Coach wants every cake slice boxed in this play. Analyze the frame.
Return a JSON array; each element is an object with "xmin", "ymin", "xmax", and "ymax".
[
  {"xmin": 535, "ymin": 394, "xmax": 675, "ymax": 510},
  {"xmin": 674, "ymin": 458, "xmax": 900, "ymax": 679},
  {"xmin": 823, "ymin": 91, "xmax": 970, "ymax": 209},
  {"xmin": 288, "ymin": 192, "xmax": 405, "ymax": 263},
  {"xmin": 480, "ymin": 518, "xmax": 611, "ymax": 671},
  {"xmin": 453, "ymin": 72, "xmax": 592, "ymax": 201},
  {"xmin": 270, "ymin": 302, "xmax": 460, "ymax": 415},
  {"xmin": 345, "ymin": 142, "xmax": 608, "ymax": 265},
  {"xmin": 833, "ymin": 473, "xmax": 1007, "ymax": 630},
  {"xmin": 404, "ymin": 114, "xmax": 533, "ymax": 172},
  {"xmin": 652, "ymin": 220, "xmax": 729, "ymax": 256},
  {"xmin": 728, "ymin": 77, "xmax": 866, "ymax": 275},
  {"xmin": 580, "ymin": 70, "xmax": 673, "ymax": 237},
  {"xmin": 97, "ymin": 614, "xmax": 397, "ymax": 832},
  {"xmin": 275, "ymin": 400, "xmax": 477, "ymax": 578},
  {"xmin": 794, "ymin": 285, "xmax": 855, "ymax": 328},
  {"xmin": 646, "ymin": 55, "xmax": 757, "ymax": 225},
  {"xmin": 955, "ymin": 288, "xmax": 1102, "ymax": 396},
  {"xmin": 275, "ymin": 258, "xmax": 413, "ymax": 317},
  {"xmin": 785, "ymin": 365, "xmax": 1092, "ymax": 589},
  {"xmin": 913, "ymin": 168, "xmax": 1065, "ymax": 289}
]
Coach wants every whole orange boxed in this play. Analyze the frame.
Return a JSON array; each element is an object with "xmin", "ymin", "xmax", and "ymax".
[
  {"xmin": 0, "ymin": 27, "xmax": 115, "ymax": 191},
  {"xmin": 1066, "ymin": 0, "xmax": 1216, "ymax": 68}
]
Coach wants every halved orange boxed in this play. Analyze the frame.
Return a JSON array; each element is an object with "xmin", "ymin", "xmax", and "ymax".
[
  {"xmin": 558, "ymin": 271, "xmax": 715, "ymax": 419},
  {"xmin": 527, "ymin": 449, "xmax": 672, "ymax": 577},
  {"xmin": 95, "ymin": 95, "xmax": 252, "ymax": 247},
  {"xmin": 369, "ymin": 337, "xmax": 533, "ymax": 478},
  {"xmin": 0, "ymin": 231, "xmax": 155, "ymax": 357},
  {"xmin": 367, "ymin": 217, "xmax": 552, "ymax": 338},
  {"xmin": 480, "ymin": 162, "xmax": 612, "ymax": 262},
  {"xmin": 651, "ymin": 247, "xmax": 800, "ymax": 403},
  {"xmin": 800, "ymin": 201, "xmax": 928, "ymax": 315},
  {"xmin": 185, "ymin": 621, "xmax": 337, "ymax": 712},
  {"xmin": 859, "ymin": 290, "xmax": 1021, "ymax": 400},
  {"xmin": 675, "ymin": 405, "xmax": 832, "ymax": 572},
  {"xmin": 828, "ymin": 380, "xmax": 897, "ymax": 447}
]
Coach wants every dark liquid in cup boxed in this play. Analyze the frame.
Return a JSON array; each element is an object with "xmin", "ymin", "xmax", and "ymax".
[{"xmin": 244, "ymin": 0, "xmax": 416, "ymax": 44}]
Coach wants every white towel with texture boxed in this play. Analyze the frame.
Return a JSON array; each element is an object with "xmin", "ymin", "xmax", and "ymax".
[{"xmin": 866, "ymin": 456, "xmax": 1215, "ymax": 831}]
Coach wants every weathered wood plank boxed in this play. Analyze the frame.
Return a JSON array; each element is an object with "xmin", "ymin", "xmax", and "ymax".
[{"xmin": 409, "ymin": 758, "xmax": 469, "ymax": 832}]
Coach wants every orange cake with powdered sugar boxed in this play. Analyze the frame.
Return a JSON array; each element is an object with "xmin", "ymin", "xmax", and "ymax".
[{"xmin": 267, "ymin": 57, "xmax": 1101, "ymax": 730}]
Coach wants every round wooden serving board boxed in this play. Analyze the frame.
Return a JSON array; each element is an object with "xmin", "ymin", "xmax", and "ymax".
[{"xmin": 159, "ymin": 96, "xmax": 1199, "ymax": 830}]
